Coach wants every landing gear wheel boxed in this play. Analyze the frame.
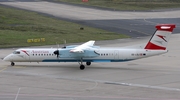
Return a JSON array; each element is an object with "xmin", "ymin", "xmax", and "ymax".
[
  {"xmin": 11, "ymin": 62, "xmax": 15, "ymax": 66},
  {"xmin": 86, "ymin": 62, "xmax": 91, "ymax": 66},
  {"xmin": 80, "ymin": 65, "xmax": 85, "ymax": 70}
]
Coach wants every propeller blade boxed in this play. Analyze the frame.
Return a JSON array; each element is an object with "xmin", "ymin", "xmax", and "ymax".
[
  {"xmin": 53, "ymin": 50, "xmax": 59, "ymax": 58},
  {"xmin": 54, "ymin": 42, "xmax": 60, "ymax": 58}
]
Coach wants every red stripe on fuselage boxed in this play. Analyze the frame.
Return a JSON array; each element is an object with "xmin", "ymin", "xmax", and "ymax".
[{"xmin": 21, "ymin": 50, "xmax": 30, "ymax": 56}]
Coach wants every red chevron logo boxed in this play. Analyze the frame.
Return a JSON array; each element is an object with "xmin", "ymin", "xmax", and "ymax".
[{"xmin": 157, "ymin": 35, "xmax": 167, "ymax": 42}]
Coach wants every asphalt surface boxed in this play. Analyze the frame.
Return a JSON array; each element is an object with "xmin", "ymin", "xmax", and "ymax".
[
  {"xmin": 1, "ymin": 34, "xmax": 180, "ymax": 100},
  {"xmin": 0, "ymin": 0, "xmax": 180, "ymax": 100}
]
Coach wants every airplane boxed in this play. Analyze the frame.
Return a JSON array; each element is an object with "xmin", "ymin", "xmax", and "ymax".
[{"xmin": 3, "ymin": 24, "xmax": 176, "ymax": 70}]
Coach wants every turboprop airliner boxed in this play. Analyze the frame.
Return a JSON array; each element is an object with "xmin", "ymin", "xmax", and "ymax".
[{"xmin": 3, "ymin": 24, "xmax": 176, "ymax": 70}]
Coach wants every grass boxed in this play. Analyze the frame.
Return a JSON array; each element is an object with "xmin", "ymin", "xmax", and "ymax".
[
  {"xmin": 0, "ymin": 6, "xmax": 128, "ymax": 48},
  {"xmin": 56, "ymin": 0, "xmax": 180, "ymax": 10}
]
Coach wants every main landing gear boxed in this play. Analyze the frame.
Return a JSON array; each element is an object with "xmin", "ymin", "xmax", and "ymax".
[
  {"xmin": 79, "ymin": 58, "xmax": 91, "ymax": 70},
  {"xmin": 80, "ymin": 64, "xmax": 85, "ymax": 70},
  {"xmin": 11, "ymin": 62, "xmax": 15, "ymax": 66},
  {"xmin": 86, "ymin": 62, "xmax": 91, "ymax": 66}
]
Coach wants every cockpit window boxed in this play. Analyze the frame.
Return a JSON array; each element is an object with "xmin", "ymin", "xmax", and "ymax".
[{"xmin": 13, "ymin": 51, "xmax": 20, "ymax": 54}]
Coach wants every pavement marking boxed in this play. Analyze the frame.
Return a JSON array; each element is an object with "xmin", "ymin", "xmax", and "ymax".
[
  {"xmin": 15, "ymin": 88, "xmax": 21, "ymax": 100},
  {"xmin": 13, "ymin": 66, "xmax": 26, "ymax": 68},
  {"xmin": 86, "ymin": 81, "xmax": 98, "ymax": 91},
  {"xmin": 0, "ymin": 67, "xmax": 7, "ymax": 73},
  {"xmin": 104, "ymin": 81, "xmax": 180, "ymax": 92},
  {"xmin": 143, "ymin": 18, "xmax": 158, "ymax": 24}
]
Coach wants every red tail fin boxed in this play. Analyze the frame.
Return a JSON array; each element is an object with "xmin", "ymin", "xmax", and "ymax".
[{"xmin": 144, "ymin": 24, "xmax": 176, "ymax": 50}]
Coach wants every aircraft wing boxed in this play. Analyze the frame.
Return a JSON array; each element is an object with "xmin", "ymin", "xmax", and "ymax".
[{"xmin": 70, "ymin": 40, "xmax": 95, "ymax": 53}]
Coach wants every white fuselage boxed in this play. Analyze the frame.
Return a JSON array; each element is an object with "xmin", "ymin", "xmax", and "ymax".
[{"xmin": 3, "ymin": 47, "xmax": 167, "ymax": 63}]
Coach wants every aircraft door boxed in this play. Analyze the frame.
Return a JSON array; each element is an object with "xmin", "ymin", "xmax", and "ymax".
[{"xmin": 114, "ymin": 50, "xmax": 119, "ymax": 60}]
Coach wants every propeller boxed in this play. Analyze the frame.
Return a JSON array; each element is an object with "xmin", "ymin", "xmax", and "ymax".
[
  {"xmin": 54, "ymin": 50, "xmax": 59, "ymax": 58},
  {"xmin": 54, "ymin": 42, "xmax": 60, "ymax": 58},
  {"xmin": 53, "ymin": 39, "xmax": 67, "ymax": 58}
]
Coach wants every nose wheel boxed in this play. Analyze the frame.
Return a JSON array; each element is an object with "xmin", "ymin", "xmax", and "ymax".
[{"xmin": 11, "ymin": 62, "xmax": 15, "ymax": 66}]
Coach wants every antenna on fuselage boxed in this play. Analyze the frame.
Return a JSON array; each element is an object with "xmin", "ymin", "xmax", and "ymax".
[{"xmin": 62, "ymin": 39, "xmax": 66, "ymax": 49}]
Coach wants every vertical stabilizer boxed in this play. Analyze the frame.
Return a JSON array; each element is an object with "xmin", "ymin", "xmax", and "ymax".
[{"xmin": 144, "ymin": 24, "xmax": 176, "ymax": 50}]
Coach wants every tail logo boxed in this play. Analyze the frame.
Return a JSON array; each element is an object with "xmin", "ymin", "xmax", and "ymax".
[
  {"xmin": 157, "ymin": 35, "xmax": 167, "ymax": 42},
  {"xmin": 144, "ymin": 24, "xmax": 176, "ymax": 50}
]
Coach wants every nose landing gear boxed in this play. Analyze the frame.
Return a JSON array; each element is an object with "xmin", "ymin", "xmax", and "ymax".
[{"xmin": 11, "ymin": 62, "xmax": 15, "ymax": 66}]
